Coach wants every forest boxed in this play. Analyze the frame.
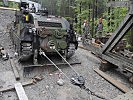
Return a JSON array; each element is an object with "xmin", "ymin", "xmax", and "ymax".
[
  {"xmin": 32, "ymin": 0, "xmax": 128, "ymax": 35},
  {"xmin": 0, "ymin": 0, "xmax": 131, "ymax": 47},
  {"xmin": 0, "ymin": 0, "xmax": 129, "ymax": 34},
  {"xmin": 32, "ymin": 0, "xmax": 131, "ymax": 49}
]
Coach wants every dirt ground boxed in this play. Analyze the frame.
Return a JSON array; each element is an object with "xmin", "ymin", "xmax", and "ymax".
[{"xmin": 0, "ymin": 9, "xmax": 132, "ymax": 100}]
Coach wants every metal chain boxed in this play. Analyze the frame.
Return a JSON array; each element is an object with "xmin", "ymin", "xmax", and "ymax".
[{"xmin": 84, "ymin": 86, "xmax": 107, "ymax": 100}]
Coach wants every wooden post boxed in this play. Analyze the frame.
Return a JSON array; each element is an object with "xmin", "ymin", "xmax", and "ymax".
[
  {"xmin": 15, "ymin": 83, "xmax": 28, "ymax": 100},
  {"xmin": 108, "ymin": 0, "xmax": 111, "ymax": 32},
  {"xmin": 111, "ymin": 0, "xmax": 115, "ymax": 32},
  {"xmin": 130, "ymin": 28, "xmax": 133, "ymax": 47},
  {"xmin": 91, "ymin": 0, "xmax": 95, "ymax": 38},
  {"xmin": 130, "ymin": 0, "xmax": 133, "ymax": 48},
  {"xmin": 94, "ymin": 0, "xmax": 98, "ymax": 35},
  {"xmin": 95, "ymin": 0, "xmax": 98, "ymax": 19},
  {"xmin": 0, "ymin": 80, "xmax": 33, "ymax": 92},
  {"xmin": 9, "ymin": 59, "xmax": 20, "ymax": 80},
  {"xmin": 88, "ymin": 4, "xmax": 91, "ymax": 23}
]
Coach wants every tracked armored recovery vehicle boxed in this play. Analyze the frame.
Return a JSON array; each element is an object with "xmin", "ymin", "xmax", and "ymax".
[{"xmin": 10, "ymin": 1, "xmax": 78, "ymax": 64}]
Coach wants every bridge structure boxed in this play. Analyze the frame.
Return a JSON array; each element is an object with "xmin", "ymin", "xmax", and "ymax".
[{"xmin": 83, "ymin": 0, "xmax": 133, "ymax": 78}]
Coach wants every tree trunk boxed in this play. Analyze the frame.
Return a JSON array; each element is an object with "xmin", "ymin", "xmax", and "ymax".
[
  {"xmin": 130, "ymin": 28, "xmax": 133, "ymax": 46},
  {"xmin": 91, "ymin": 0, "xmax": 95, "ymax": 38}
]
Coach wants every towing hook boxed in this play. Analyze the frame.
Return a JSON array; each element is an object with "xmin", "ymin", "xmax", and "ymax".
[
  {"xmin": 50, "ymin": 45, "xmax": 55, "ymax": 49},
  {"xmin": 70, "ymin": 75, "xmax": 85, "ymax": 87},
  {"xmin": 47, "ymin": 40, "xmax": 55, "ymax": 49}
]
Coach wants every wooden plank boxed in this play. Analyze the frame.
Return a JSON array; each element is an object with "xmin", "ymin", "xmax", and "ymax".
[
  {"xmin": 79, "ymin": 45, "xmax": 100, "ymax": 55},
  {"xmin": 15, "ymin": 83, "xmax": 28, "ymax": 100},
  {"xmin": 92, "ymin": 42, "xmax": 101, "ymax": 48},
  {"xmin": 83, "ymin": 42, "xmax": 102, "ymax": 53},
  {"xmin": 0, "ymin": 80, "xmax": 33, "ymax": 92},
  {"xmin": 101, "ymin": 53, "xmax": 133, "ymax": 72},
  {"xmin": 107, "ymin": 52, "xmax": 133, "ymax": 65},
  {"xmin": 9, "ymin": 59, "xmax": 20, "ymax": 80},
  {"xmin": 8, "ymin": 0, "xmax": 21, "ymax": 2},
  {"xmin": 107, "ymin": 1, "xmax": 129, "ymax": 7},
  {"xmin": 0, "ymin": 7, "xmax": 19, "ymax": 11},
  {"xmin": 101, "ymin": 54, "xmax": 122, "ymax": 68},
  {"xmin": 94, "ymin": 69, "xmax": 130, "ymax": 93},
  {"xmin": 78, "ymin": 45, "xmax": 90, "ymax": 51},
  {"xmin": 124, "ymin": 68, "xmax": 133, "ymax": 74}
]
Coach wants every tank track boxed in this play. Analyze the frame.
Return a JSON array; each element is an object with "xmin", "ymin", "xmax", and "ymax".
[
  {"xmin": 19, "ymin": 42, "xmax": 33, "ymax": 62},
  {"xmin": 66, "ymin": 43, "xmax": 76, "ymax": 58}
]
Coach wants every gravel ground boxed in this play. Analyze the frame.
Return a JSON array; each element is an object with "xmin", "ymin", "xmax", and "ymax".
[{"xmin": 0, "ymin": 9, "xmax": 132, "ymax": 100}]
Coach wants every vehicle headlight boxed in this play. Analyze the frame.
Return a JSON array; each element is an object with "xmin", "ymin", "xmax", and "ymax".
[
  {"xmin": 32, "ymin": 28, "xmax": 36, "ymax": 33},
  {"xmin": 54, "ymin": 30, "xmax": 63, "ymax": 38},
  {"xmin": 29, "ymin": 29, "xmax": 32, "ymax": 33},
  {"xmin": 32, "ymin": 28, "xmax": 36, "ymax": 31}
]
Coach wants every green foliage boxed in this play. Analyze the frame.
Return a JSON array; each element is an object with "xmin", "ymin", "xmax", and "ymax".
[
  {"xmin": 103, "ymin": 7, "xmax": 128, "ymax": 33},
  {"xmin": 1, "ymin": 0, "xmax": 128, "ymax": 34},
  {"xmin": 0, "ymin": 1, "xmax": 19, "ymax": 9},
  {"xmin": 74, "ymin": 0, "xmax": 107, "ymax": 34},
  {"xmin": 8, "ymin": 1, "xmax": 19, "ymax": 9},
  {"xmin": 0, "ymin": 1, "xmax": 4, "ymax": 6}
]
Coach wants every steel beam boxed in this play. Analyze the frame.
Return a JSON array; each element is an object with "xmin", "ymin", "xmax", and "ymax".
[
  {"xmin": 102, "ymin": 0, "xmax": 133, "ymax": 54},
  {"xmin": 102, "ymin": 12, "xmax": 133, "ymax": 53},
  {"xmin": 106, "ymin": 52, "xmax": 133, "ymax": 65},
  {"xmin": 106, "ymin": 18, "xmax": 133, "ymax": 52},
  {"xmin": 107, "ymin": 1, "xmax": 129, "ymax": 7},
  {"xmin": 106, "ymin": 1, "xmax": 132, "ymax": 8},
  {"xmin": 101, "ymin": 53, "xmax": 133, "ymax": 73}
]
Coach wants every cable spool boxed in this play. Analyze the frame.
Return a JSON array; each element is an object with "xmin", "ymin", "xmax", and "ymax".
[
  {"xmin": 58, "ymin": 41, "xmax": 67, "ymax": 49},
  {"xmin": 54, "ymin": 30, "xmax": 63, "ymax": 39},
  {"xmin": 47, "ymin": 40, "xmax": 55, "ymax": 49}
]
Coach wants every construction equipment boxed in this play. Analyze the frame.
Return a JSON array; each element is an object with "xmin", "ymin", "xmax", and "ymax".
[{"xmin": 9, "ymin": 0, "xmax": 78, "ymax": 65}]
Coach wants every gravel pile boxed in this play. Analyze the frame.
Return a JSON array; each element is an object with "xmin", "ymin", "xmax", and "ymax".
[
  {"xmin": 0, "ymin": 9, "xmax": 15, "ymax": 72},
  {"xmin": 0, "ymin": 9, "xmax": 18, "ymax": 100},
  {"xmin": 0, "ymin": 10, "xmax": 15, "ymax": 31}
]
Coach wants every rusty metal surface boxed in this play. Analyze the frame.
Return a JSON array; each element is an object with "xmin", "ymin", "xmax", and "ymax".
[{"xmin": 37, "ymin": 28, "xmax": 52, "ymax": 38}]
